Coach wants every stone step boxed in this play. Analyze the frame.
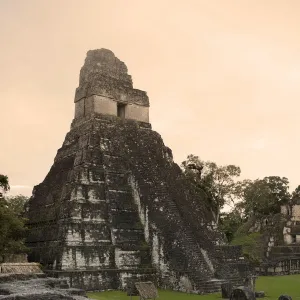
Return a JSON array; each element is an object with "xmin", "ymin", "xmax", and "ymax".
[
  {"xmin": 194, "ymin": 282, "xmax": 224, "ymax": 294},
  {"xmin": 0, "ymin": 273, "xmax": 46, "ymax": 283},
  {"xmin": 45, "ymin": 278, "xmax": 70, "ymax": 289},
  {"xmin": 67, "ymin": 288, "xmax": 87, "ymax": 296}
]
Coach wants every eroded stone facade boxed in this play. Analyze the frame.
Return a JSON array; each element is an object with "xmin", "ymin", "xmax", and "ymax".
[
  {"xmin": 281, "ymin": 202, "xmax": 300, "ymax": 245},
  {"xmin": 26, "ymin": 49, "xmax": 248, "ymax": 292},
  {"xmin": 74, "ymin": 49, "xmax": 149, "ymax": 123},
  {"xmin": 249, "ymin": 201, "xmax": 300, "ymax": 275}
]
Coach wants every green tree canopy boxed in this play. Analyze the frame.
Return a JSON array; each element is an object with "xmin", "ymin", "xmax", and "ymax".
[
  {"xmin": 291, "ymin": 185, "xmax": 300, "ymax": 202},
  {"xmin": 0, "ymin": 174, "xmax": 28, "ymax": 260},
  {"xmin": 181, "ymin": 154, "xmax": 241, "ymax": 224},
  {"xmin": 6, "ymin": 195, "xmax": 29, "ymax": 217},
  {"xmin": 0, "ymin": 197, "xmax": 28, "ymax": 259},
  {"xmin": 219, "ymin": 209, "xmax": 244, "ymax": 243},
  {"xmin": 231, "ymin": 232, "xmax": 263, "ymax": 264},
  {"xmin": 0, "ymin": 174, "xmax": 10, "ymax": 196},
  {"xmin": 235, "ymin": 176, "xmax": 290, "ymax": 217}
]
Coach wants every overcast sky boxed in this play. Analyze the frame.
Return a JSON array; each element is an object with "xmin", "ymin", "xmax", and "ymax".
[{"xmin": 1, "ymin": 0, "xmax": 300, "ymax": 197}]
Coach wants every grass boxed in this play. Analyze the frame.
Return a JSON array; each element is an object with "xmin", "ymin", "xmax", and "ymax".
[
  {"xmin": 88, "ymin": 290, "xmax": 218, "ymax": 300},
  {"xmin": 87, "ymin": 274, "xmax": 300, "ymax": 300},
  {"xmin": 256, "ymin": 275, "xmax": 300, "ymax": 299}
]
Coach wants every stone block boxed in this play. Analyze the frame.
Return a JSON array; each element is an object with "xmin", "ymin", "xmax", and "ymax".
[
  {"xmin": 255, "ymin": 291, "xmax": 265, "ymax": 298},
  {"xmin": 230, "ymin": 287, "xmax": 255, "ymax": 300},
  {"xmin": 221, "ymin": 282, "xmax": 233, "ymax": 298},
  {"xmin": 279, "ymin": 295, "xmax": 292, "ymax": 300}
]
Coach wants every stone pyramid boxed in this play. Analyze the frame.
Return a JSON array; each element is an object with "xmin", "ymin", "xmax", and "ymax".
[{"xmin": 27, "ymin": 49, "xmax": 245, "ymax": 293}]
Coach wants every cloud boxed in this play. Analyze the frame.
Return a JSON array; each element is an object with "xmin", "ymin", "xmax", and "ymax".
[
  {"xmin": 10, "ymin": 185, "xmax": 32, "ymax": 189},
  {"xmin": 8, "ymin": 185, "xmax": 33, "ymax": 197}
]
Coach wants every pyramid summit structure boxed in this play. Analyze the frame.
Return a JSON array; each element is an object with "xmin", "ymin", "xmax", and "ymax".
[{"xmin": 26, "ymin": 49, "xmax": 251, "ymax": 293}]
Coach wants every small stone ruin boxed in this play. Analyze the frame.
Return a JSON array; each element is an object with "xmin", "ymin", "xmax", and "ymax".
[
  {"xmin": 0, "ymin": 254, "xmax": 41, "ymax": 275},
  {"xmin": 134, "ymin": 282, "xmax": 158, "ymax": 300},
  {"xmin": 0, "ymin": 274, "xmax": 89, "ymax": 300},
  {"xmin": 243, "ymin": 276, "xmax": 256, "ymax": 292},
  {"xmin": 221, "ymin": 275, "xmax": 265, "ymax": 300},
  {"xmin": 255, "ymin": 291, "xmax": 265, "ymax": 298},
  {"xmin": 230, "ymin": 287, "xmax": 256, "ymax": 300},
  {"xmin": 221, "ymin": 282, "xmax": 233, "ymax": 298},
  {"xmin": 278, "ymin": 295, "xmax": 292, "ymax": 300}
]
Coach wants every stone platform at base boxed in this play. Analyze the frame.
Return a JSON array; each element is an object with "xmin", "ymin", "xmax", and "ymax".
[
  {"xmin": 45, "ymin": 268, "xmax": 157, "ymax": 291},
  {"xmin": 0, "ymin": 274, "xmax": 88, "ymax": 300},
  {"xmin": 0, "ymin": 263, "xmax": 42, "ymax": 274},
  {"xmin": 45, "ymin": 269, "xmax": 230, "ymax": 294}
]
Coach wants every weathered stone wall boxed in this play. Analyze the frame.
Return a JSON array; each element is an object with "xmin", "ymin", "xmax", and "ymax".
[
  {"xmin": 125, "ymin": 103, "xmax": 149, "ymax": 123},
  {"xmin": 257, "ymin": 257, "xmax": 300, "ymax": 275},
  {"xmin": 75, "ymin": 95, "xmax": 150, "ymax": 122},
  {"xmin": 283, "ymin": 226, "xmax": 294, "ymax": 245},
  {"xmin": 242, "ymin": 206, "xmax": 300, "ymax": 274},
  {"xmin": 280, "ymin": 202, "xmax": 300, "ymax": 245},
  {"xmin": 269, "ymin": 245, "xmax": 300, "ymax": 258},
  {"xmin": 215, "ymin": 245, "xmax": 244, "ymax": 261},
  {"xmin": 93, "ymin": 95, "xmax": 117, "ymax": 116},
  {"xmin": 292, "ymin": 205, "xmax": 300, "ymax": 222},
  {"xmin": 73, "ymin": 49, "xmax": 149, "ymax": 123},
  {"xmin": 0, "ymin": 263, "xmax": 42, "ymax": 274}
]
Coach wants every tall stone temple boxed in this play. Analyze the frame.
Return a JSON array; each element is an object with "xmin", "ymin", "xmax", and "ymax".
[{"xmin": 27, "ymin": 49, "xmax": 250, "ymax": 293}]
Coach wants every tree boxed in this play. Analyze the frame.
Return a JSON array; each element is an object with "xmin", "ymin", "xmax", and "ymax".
[
  {"xmin": 291, "ymin": 185, "xmax": 300, "ymax": 201},
  {"xmin": 0, "ymin": 174, "xmax": 10, "ymax": 198},
  {"xmin": 0, "ymin": 198, "xmax": 28, "ymax": 260},
  {"xmin": 6, "ymin": 195, "xmax": 29, "ymax": 217},
  {"xmin": 0, "ymin": 175, "xmax": 28, "ymax": 260},
  {"xmin": 227, "ymin": 176, "xmax": 291, "ymax": 263},
  {"xmin": 181, "ymin": 154, "xmax": 241, "ymax": 224},
  {"xmin": 235, "ymin": 176, "xmax": 290, "ymax": 218},
  {"xmin": 231, "ymin": 232, "xmax": 263, "ymax": 264},
  {"xmin": 219, "ymin": 210, "xmax": 244, "ymax": 243}
]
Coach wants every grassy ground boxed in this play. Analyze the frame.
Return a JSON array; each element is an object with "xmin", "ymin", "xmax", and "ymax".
[
  {"xmin": 87, "ymin": 274, "xmax": 300, "ymax": 300},
  {"xmin": 255, "ymin": 275, "xmax": 300, "ymax": 299}
]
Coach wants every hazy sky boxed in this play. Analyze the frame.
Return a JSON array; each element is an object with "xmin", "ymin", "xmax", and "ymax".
[{"xmin": 1, "ymin": 0, "xmax": 300, "ymax": 197}]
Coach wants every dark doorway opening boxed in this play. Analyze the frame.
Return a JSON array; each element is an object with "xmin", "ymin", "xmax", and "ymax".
[{"xmin": 117, "ymin": 103, "xmax": 126, "ymax": 119}]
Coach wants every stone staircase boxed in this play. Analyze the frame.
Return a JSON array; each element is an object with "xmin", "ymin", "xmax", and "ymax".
[
  {"xmin": 99, "ymin": 136, "xmax": 222, "ymax": 293},
  {"xmin": 150, "ymin": 185, "xmax": 222, "ymax": 293},
  {"xmin": 194, "ymin": 278, "xmax": 225, "ymax": 294},
  {"xmin": 46, "ymin": 278, "xmax": 86, "ymax": 295}
]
